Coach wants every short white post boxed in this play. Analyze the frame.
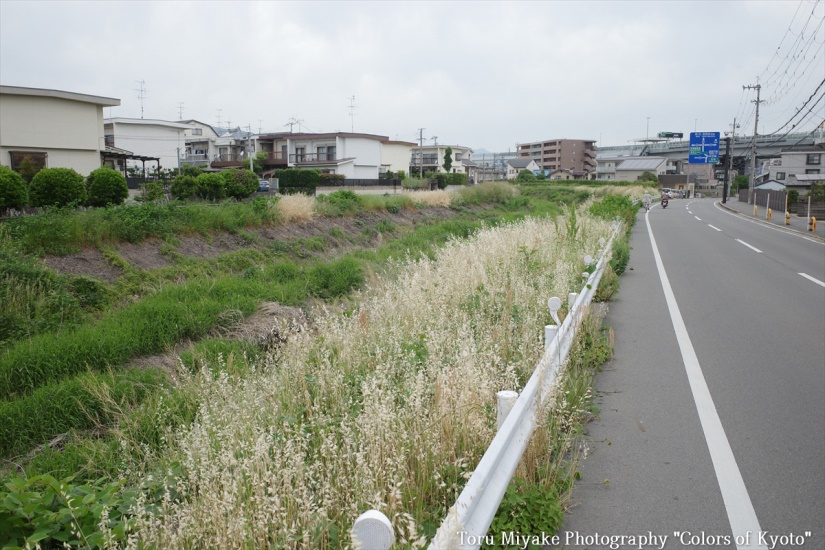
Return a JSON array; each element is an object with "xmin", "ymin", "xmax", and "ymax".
[
  {"xmin": 352, "ymin": 510, "xmax": 394, "ymax": 550},
  {"xmin": 496, "ymin": 390, "xmax": 519, "ymax": 430},
  {"xmin": 545, "ymin": 324, "xmax": 558, "ymax": 352},
  {"xmin": 568, "ymin": 292, "xmax": 578, "ymax": 309}
]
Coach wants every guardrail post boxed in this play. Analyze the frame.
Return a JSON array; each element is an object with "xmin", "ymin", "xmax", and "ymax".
[
  {"xmin": 497, "ymin": 390, "xmax": 519, "ymax": 430},
  {"xmin": 352, "ymin": 510, "xmax": 394, "ymax": 550},
  {"xmin": 544, "ymin": 324, "xmax": 558, "ymax": 352}
]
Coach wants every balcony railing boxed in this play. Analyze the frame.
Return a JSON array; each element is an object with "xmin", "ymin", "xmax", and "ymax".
[
  {"xmin": 180, "ymin": 154, "xmax": 209, "ymax": 166},
  {"xmin": 261, "ymin": 151, "xmax": 288, "ymax": 164},
  {"xmin": 290, "ymin": 153, "xmax": 337, "ymax": 163}
]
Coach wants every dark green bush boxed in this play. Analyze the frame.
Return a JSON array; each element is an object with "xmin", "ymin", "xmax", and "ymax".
[
  {"xmin": 275, "ymin": 168, "xmax": 321, "ymax": 193},
  {"xmin": 86, "ymin": 167, "xmax": 128, "ymax": 207},
  {"xmin": 138, "ymin": 180, "xmax": 164, "ymax": 202},
  {"xmin": 29, "ymin": 168, "xmax": 86, "ymax": 208},
  {"xmin": 221, "ymin": 168, "xmax": 259, "ymax": 199},
  {"xmin": 195, "ymin": 173, "xmax": 226, "ymax": 201},
  {"xmin": 787, "ymin": 189, "xmax": 799, "ymax": 204},
  {"xmin": 319, "ymin": 172, "xmax": 346, "ymax": 183},
  {"xmin": 317, "ymin": 189, "xmax": 363, "ymax": 215},
  {"xmin": 170, "ymin": 174, "xmax": 198, "ymax": 200},
  {"xmin": 0, "ymin": 165, "xmax": 27, "ymax": 212}
]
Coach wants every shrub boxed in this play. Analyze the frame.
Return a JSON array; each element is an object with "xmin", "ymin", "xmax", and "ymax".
[
  {"xmin": 0, "ymin": 165, "xmax": 27, "ymax": 212},
  {"xmin": 195, "ymin": 173, "xmax": 226, "ymax": 201},
  {"xmin": 170, "ymin": 174, "xmax": 198, "ymax": 200},
  {"xmin": 274, "ymin": 168, "xmax": 321, "ymax": 193},
  {"xmin": 397, "ymin": 170, "xmax": 407, "ymax": 181},
  {"xmin": 86, "ymin": 167, "xmax": 129, "ymax": 207},
  {"xmin": 180, "ymin": 164, "xmax": 203, "ymax": 177},
  {"xmin": 787, "ymin": 189, "xmax": 799, "ymax": 204},
  {"xmin": 221, "ymin": 168, "xmax": 259, "ymax": 199},
  {"xmin": 516, "ymin": 169, "xmax": 537, "ymax": 182},
  {"xmin": 29, "ymin": 168, "xmax": 86, "ymax": 208},
  {"xmin": 319, "ymin": 173, "xmax": 346, "ymax": 183},
  {"xmin": 16, "ymin": 155, "xmax": 43, "ymax": 184},
  {"xmin": 138, "ymin": 180, "xmax": 164, "ymax": 202},
  {"xmin": 316, "ymin": 189, "xmax": 363, "ymax": 215}
]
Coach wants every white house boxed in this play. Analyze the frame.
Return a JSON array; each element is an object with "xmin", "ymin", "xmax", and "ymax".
[
  {"xmin": 104, "ymin": 118, "xmax": 193, "ymax": 172},
  {"xmin": 0, "ymin": 85, "xmax": 120, "ymax": 176},
  {"xmin": 179, "ymin": 119, "xmax": 221, "ymax": 167},
  {"xmin": 253, "ymin": 132, "xmax": 412, "ymax": 179},
  {"xmin": 410, "ymin": 145, "xmax": 473, "ymax": 175},
  {"xmin": 761, "ymin": 148, "xmax": 823, "ymax": 184},
  {"xmin": 506, "ymin": 158, "xmax": 540, "ymax": 179}
]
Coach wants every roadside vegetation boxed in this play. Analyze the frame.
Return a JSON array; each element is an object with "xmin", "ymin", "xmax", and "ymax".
[{"xmin": 0, "ymin": 180, "xmax": 644, "ymax": 548}]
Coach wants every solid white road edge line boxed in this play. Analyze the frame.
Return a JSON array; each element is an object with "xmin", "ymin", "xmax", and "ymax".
[
  {"xmin": 714, "ymin": 201, "xmax": 825, "ymax": 245},
  {"xmin": 708, "ymin": 225, "xmax": 722, "ymax": 232},
  {"xmin": 735, "ymin": 239, "xmax": 763, "ymax": 253},
  {"xmin": 799, "ymin": 273, "xmax": 825, "ymax": 288},
  {"xmin": 645, "ymin": 210, "xmax": 767, "ymax": 550}
]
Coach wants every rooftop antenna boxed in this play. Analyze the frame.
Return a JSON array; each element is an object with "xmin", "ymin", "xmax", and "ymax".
[
  {"xmin": 431, "ymin": 136, "xmax": 438, "ymax": 146},
  {"xmin": 177, "ymin": 102, "xmax": 184, "ymax": 120},
  {"xmin": 135, "ymin": 80, "xmax": 148, "ymax": 119},
  {"xmin": 215, "ymin": 109, "xmax": 223, "ymax": 129},
  {"xmin": 258, "ymin": 119, "xmax": 263, "ymax": 133},
  {"xmin": 348, "ymin": 95, "xmax": 356, "ymax": 132}
]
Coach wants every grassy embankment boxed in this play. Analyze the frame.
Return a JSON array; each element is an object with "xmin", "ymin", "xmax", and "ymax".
[{"xmin": 0, "ymin": 182, "xmax": 644, "ymax": 548}]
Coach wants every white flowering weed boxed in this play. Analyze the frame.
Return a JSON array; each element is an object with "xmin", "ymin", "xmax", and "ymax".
[{"xmin": 128, "ymin": 212, "xmax": 615, "ymax": 548}]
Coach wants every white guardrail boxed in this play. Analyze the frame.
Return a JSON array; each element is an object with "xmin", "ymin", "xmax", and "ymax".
[{"xmin": 352, "ymin": 220, "xmax": 623, "ymax": 550}]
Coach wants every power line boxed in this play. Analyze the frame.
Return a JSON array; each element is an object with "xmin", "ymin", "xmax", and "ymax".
[{"xmin": 763, "ymin": 76, "xmax": 825, "ymax": 135}]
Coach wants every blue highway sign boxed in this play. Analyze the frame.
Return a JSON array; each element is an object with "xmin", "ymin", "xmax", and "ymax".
[{"xmin": 689, "ymin": 132, "xmax": 720, "ymax": 164}]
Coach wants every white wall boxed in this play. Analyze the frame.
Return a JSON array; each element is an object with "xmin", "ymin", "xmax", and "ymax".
[
  {"xmin": 106, "ymin": 120, "xmax": 187, "ymax": 170},
  {"xmin": 381, "ymin": 143, "xmax": 412, "ymax": 174},
  {"xmin": 0, "ymin": 94, "xmax": 105, "ymax": 175},
  {"xmin": 341, "ymin": 137, "xmax": 381, "ymax": 178}
]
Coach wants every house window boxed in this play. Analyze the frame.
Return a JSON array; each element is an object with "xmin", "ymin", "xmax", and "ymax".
[
  {"xmin": 9, "ymin": 151, "xmax": 47, "ymax": 174},
  {"xmin": 454, "ymin": 152, "xmax": 462, "ymax": 161},
  {"xmin": 192, "ymin": 128, "xmax": 203, "ymax": 136},
  {"xmin": 806, "ymin": 153, "xmax": 821, "ymax": 165},
  {"xmin": 296, "ymin": 147, "xmax": 305, "ymax": 162},
  {"xmin": 105, "ymin": 135, "xmax": 114, "ymax": 147},
  {"xmin": 805, "ymin": 169, "xmax": 820, "ymax": 174},
  {"xmin": 776, "ymin": 172, "xmax": 785, "ymax": 180},
  {"xmin": 327, "ymin": 146, "xmax": 336, "ymax": 160},
  {"xmin": 316, "ymin": 146, "xmax": 326, "ymax": 161}
]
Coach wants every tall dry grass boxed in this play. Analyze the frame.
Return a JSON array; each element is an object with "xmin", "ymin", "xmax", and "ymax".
[
  {"xmin": 276, "ymin": 194, "xmax": 316, "ymax": 222},
  {"xmin": 407, "ymin": 189, "xmax": 454, "ymax": 207},
  {"xmin": 127, "ymin": 213, "xmax": 615, "ymax": 548}
]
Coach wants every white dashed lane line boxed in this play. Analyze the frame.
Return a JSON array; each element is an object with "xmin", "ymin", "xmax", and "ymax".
[
  {"xmin": 736, "ymin": 239, "xmax": 763, "ymax": 253},
  {"xmin": 708, "ymin": 225, "xmax": 722, "ymax": 232},
  {"xmin": 799, "ymin": 273, "xmax": 825, "ymax": 288},
  {"xmin": 695, "ymin": 216, "xmax": 702, "ymax": 221}
]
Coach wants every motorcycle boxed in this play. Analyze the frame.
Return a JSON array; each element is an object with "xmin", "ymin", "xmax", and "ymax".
[{"xmin": 661, "ymin": 198, "xmax": 669, "ymax": 209}]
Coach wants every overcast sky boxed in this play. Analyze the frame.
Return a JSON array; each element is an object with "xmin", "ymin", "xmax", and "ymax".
[{"xmin": 1, "ymin": 0, "xmax": 823, "ymax": 152}]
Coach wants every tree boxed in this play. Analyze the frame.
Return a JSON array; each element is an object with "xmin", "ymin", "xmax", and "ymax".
[
  {"xmin": 515, "ymin": 169, "xmax": 536, "ymax": 182},
  {"xmin": 195, "ymin": 172, "xmax": 226, "ymax": 201},
  {"xmin": 29, "ymin": 167, "xmax": 86, "ymax": 207},
  {"xmin": 0, "ymin": 165, "xmax": 28, "ymax": 214},
  {"xmin": 16, "ymin": 155, "xmax": 43, "ymax": 184},
  {"xmin": 732, "ymin": 175, "xmax": 749, "ymax": 192},
  {"xmin": 170, "ymin": 174, "xmax": 198, "ymax": 200},
  {"xmin": 443, "ymin": 147, "xmax": 453, "ymax": 173},
  {"xmin": 221, "ymin": 168, "xmax": 259, "ymax": 199},
  {"xmin": 86, "ymin": 167, "xmax": 129, "ymax": 207},
  {"xmin": 639, "ymin": 171, "xmax": 658, "ymax": 183}
]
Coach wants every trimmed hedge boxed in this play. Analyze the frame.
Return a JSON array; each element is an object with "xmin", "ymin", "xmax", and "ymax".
[
  {"xmin": 29, "ymin": 168, "xmax": 86, "ymax": 208},
  {"xmin": 275, "ymin": 168, "xmax": 321, "ymax": 192},
  {"xmin": 0, "ymin": 165, "xmax": 27, "ymax": 211},
  {"xmin": 221, "ymin": 168, "xmax": 259, "ymax": 199},
  {"xmin": 86, "ymin": 167, "xmax": 128, "ymax": 207},
  {"xmin": 195, "ymin": 173, "xmax": 226, "ymax": 201},
  {"xmin": 431, "ymin": 172, "xmax": 469, "ymax": 188}
]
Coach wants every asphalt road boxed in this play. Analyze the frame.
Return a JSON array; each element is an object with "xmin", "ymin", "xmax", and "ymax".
[{"xmin": 554, "ymin": 198, "xmax": 824, "ymax": 550}]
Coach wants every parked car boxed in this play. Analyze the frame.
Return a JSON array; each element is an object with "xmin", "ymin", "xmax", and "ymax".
[{"xmin": 258, "ymin": 179, "xmax": 270, "ymax": 192}]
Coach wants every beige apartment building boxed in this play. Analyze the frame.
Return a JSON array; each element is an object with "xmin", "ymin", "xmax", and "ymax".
[{"xmin": 517, "ymin": 138, "xmax": 596, "ymax": 177}]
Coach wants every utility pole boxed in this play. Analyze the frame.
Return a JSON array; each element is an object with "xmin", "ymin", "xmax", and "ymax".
[
  {"xmin": 722, "ymin": 136, "xmax": 731, "ymax": 204},
  {"xmin": 743, "ymin": 83, "xmax": 762, "ymax": 204},
  {"xmin": 418, "ymin": 128, "xmax": 426, "ymax": 177}
]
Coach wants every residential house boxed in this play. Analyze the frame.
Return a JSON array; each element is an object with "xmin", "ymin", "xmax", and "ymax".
[
  {"xmin": 595, "ymin": 156, "xmax": 624, "ymax": 181},
  {"xmin": 506, "ymin": 158, "xmax": 540, "ymax": 179},
  {"xmin": 253, "ymin": 132, "xmax": 412, "ymax": 179},
  {"xmin": 179, "ymin": 119, "xmax": 221, "ymax": 167},
  {"xmin": 212, "ymin": 127, "xmax": 253, "ymax": 169},
  {"xmin": 761, "ymin": 148, "xmax": 823, "ymax": 186},
  {"xmin": 614, "ymin": 157, "xmax": 668, "ymax": 182},
  {"xmin": 410, "ymin": 145, "xmax": 473, "ymax": 176},
  {"xmin": 104, "ymin": 118, "xmax": 193, "ymax": 172},
  {"xmin": 517, "ymin": 138, "xmax": 597, "ymax": 177},
  {"xmin": 0, "ymin": 85, "xmax": 119, "ymax": 176},
  {"xmin": 548, "ymin": 168, "xmax": 575, "ymax": 180}
]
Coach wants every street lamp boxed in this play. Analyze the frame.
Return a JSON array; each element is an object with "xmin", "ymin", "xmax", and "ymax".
[{"xmin": 646, "ymin": 117, "xmax": 650, "ymax": 141}]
